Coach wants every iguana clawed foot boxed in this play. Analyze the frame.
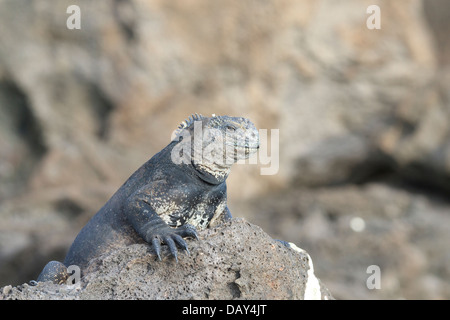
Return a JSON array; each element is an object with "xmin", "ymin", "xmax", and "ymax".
[{"xmin": 151, "ymin": 224, "xmax": 199, "ymax": 262}]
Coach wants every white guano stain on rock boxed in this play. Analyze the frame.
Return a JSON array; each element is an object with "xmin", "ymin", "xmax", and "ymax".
[{"xmin": 288, "ymin": 242, "xmax": 323, "ymax": 300}]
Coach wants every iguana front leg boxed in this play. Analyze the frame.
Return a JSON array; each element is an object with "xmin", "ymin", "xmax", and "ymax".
[{"xmin": 125, "ymin": 184, "xmax": 198, "ymax": 262}]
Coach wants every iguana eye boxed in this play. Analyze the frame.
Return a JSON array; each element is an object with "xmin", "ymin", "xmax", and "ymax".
[{"xmin": 226, "ymin": 125, "xmax": 236, "ymax": 131}]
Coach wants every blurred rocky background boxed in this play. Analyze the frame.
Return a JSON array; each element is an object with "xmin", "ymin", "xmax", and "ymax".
[{"xmin": 0, "ymin": 0, "xmax": 449, "ymax": 299}]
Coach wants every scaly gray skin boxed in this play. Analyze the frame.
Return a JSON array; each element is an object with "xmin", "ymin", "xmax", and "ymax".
[{"xmin": 33, "ymin": 114, "xmax": 259, "ymax": 284}]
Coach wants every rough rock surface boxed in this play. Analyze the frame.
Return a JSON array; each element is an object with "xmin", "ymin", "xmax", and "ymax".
[{"xmin": 0, "ymin": 219, "xmax": 332, "ymax": 300}]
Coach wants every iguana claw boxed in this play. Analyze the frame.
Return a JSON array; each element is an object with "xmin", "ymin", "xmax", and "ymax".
[{"xmin": 151, "ymin": 224, "xmax": 198, "ymax": 262}]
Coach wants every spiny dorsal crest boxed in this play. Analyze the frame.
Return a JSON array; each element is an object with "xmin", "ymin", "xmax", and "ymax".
[
  {"xmin": 172, "ymin": 113, "xmax": 204, "ymax": 140},
  {"xmin": 178, "ymin": 113, "xmax": 204, "ymax": 129}
]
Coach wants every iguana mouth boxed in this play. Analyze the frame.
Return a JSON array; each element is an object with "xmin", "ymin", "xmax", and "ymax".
[
  {"xmin": 225, "ymin": 143, "xmax": 259, "ymax": 159},
  {"xmin": 225, "ymin": 143, "xmax": 260, "ymax": 150}
]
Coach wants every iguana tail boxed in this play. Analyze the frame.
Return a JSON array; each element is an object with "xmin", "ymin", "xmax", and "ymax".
[{"xmin": 30, "ymin": 261, "xmax": 69, "ymax": 285}]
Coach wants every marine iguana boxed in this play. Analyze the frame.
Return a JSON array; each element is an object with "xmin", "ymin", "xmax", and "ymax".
[{"xmin": 34, "ymin": 114, "xmax": 260, "ymax": 284}]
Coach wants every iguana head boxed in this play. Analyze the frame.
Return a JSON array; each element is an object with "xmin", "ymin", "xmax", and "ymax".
[{"xmin": 171, "ymin": 114, "xmax": 259, "ymax": 183}]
